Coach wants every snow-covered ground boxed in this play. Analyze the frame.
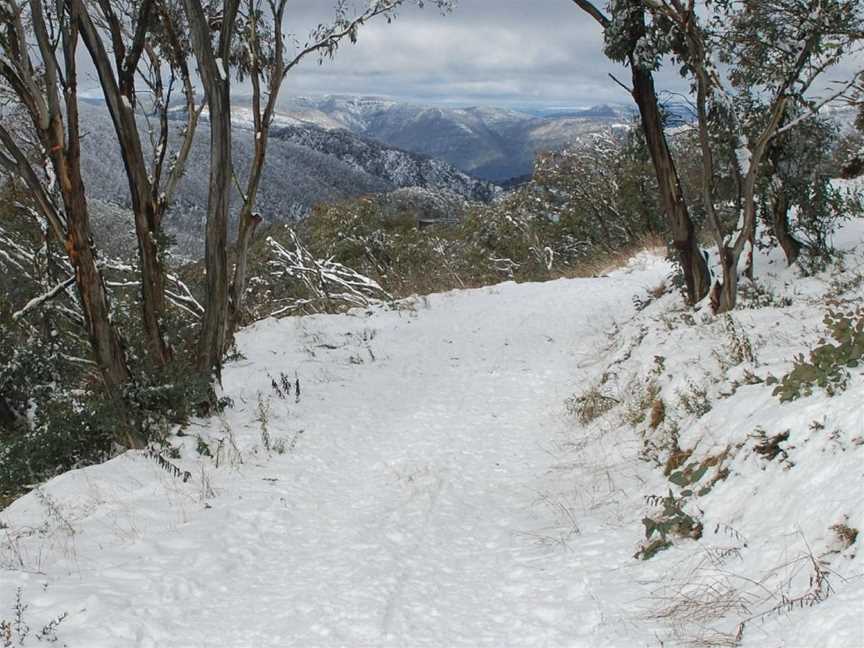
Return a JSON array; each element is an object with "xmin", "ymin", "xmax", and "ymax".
[
  {"xmin": 2, "ymin": 221, "xmax": 864, "ymax": 647},
  {"xmin": 1, "ymin": 258, "xmax": 671, "ymax": 646}
]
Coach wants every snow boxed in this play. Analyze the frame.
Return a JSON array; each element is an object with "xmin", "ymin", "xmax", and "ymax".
[
  {"xmin": 1, "ymin": 260, "xmax": 670, "ymax": 646},
  {"xmin": 736, "ymin": 139, "xmax": 752, "ymax": 177},
  {"xmin": 575, "ymin": 221, "xmax": 864, "ymax": 646},
  {"xmin": 3, "ymin": 222, "xmax": 864, "ymax": 646}
]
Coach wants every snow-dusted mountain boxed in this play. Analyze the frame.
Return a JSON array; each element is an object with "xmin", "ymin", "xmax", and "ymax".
[
  {"xmin": 273, "ymin": 96, "xmax": 632, "ymax": 181},
  {"xmin": 270, "ymin": 124, "xmax": 499, "ymax": 204},
  {"xmin": 77, "ymin": 101, "xmax": 498, "ymax": 257}
]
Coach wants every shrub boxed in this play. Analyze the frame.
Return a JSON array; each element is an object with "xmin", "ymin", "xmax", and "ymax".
[
  {"xmin": 0, "ymin": 388, "xmax": 121, "ymax": 500},
  {"xmin": 622, "ymin": 379, "xmax": 661, "ymax": 427},
  {"xmin": 676, "ymin": 382, "xmax": 712, "ymax": 418},
  {"xmin": 830, "ymin": 522, "xmax": 859, "ymax": 549},
  {"xmin": 773, "ymin": 304, "xmax": 864, "ymax": 402},
  {"xmin": 637, "ymin": 490, "xmax": 703, "ymax": 560},
  {"xmin": 0, "ymin": 325, "xmax": 212, "ymax": 504},
  {"xmin": 566, "ymin": 384, "xmax": 619, "ymax": 425},
  {"xmin": 1, "ymin": 588, "xmax": 67, "ymax": 646}
]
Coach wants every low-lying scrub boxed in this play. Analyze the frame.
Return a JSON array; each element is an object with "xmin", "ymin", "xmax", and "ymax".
[
  {"xmin": 562, "ymin": 230, "xmax": 864, "ymax": 644},
  {"xmin": 772, "ymin": 302, "xmax": 864, "ymax": 402}
]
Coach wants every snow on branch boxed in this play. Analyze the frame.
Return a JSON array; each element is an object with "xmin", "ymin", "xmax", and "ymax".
[
  {"xmin": 0, "ymin": 228, "xmax": 34, "ymax": 273},
  {"xmin": 12, "ymin": 274, "xmax": 76, "ymax": 321},
  {"xmin": 104, "ymin": 270, "xmax": 205, "ymax": 320},
  {"xmin": 266, "ymin": 230, "xmax": 390, "ymax": 316},
  {"xmin": 166, "ymin": 273, "xmax": 205, "ymax": 319}
]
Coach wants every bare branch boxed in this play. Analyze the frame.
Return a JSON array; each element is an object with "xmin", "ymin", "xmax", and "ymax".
[{"xmin": 570, "ymin": 0, "xmax": 609, "ymax": 28}]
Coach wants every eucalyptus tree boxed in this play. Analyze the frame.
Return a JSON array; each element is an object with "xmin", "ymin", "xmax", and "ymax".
[
  {"xmin": 77, "ymin": 0, "xmax": 201, "ymax": 367},
  {"xmin": 639, "ymin": 0, "xmax": 863, "ymax": 311},
  {"xmin": 570, "ymin": 0, "xmax": 711, "ymax": 305},
  {"xmin": 0, "ymin": 0, "xmax": 134, "ymax": 408},
  {"xmin": 180, "ymin": 0, "xmax": 454, "ymax": 375},
  {"xmin": 764, "ymin": 112, "xmax": 841, "ymax": 266}
]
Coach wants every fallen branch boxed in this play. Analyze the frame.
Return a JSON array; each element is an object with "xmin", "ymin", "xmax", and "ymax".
[{"xmin": 266, "ymin": 230, "xmax": 391, "ymax": 316}]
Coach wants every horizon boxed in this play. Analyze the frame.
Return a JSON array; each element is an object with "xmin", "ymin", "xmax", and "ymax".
[
  {"xmin": 78, "ymin": 87, "xmax": 638, "ymax": 115},
  {"xmin": 77, "ymin": 1, "xmax": 860, "ymax": 112}
]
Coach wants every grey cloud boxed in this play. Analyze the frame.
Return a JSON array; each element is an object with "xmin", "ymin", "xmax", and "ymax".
[
  {"xmin": 272, "ymin": 0, "xmax": 684, "ymax": 108},
  {"xmin": 77, "ymin": 0, "xmax": 859, "ymax": 110}
]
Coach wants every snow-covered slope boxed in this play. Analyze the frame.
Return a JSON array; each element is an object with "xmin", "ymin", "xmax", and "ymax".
[
  {"xmin": 2, "ymin": 220, "xmax": 864, "ymax": 646},
  {"xmin": 558, "ymin": 216, "xmax": 864, "ymax": 647},
  {"xmin": 1, "ymin": 260, "xmax": 670, "ymax": 647},
  {"xmin": 270, "ymin": 125, "xmax": 499, "ymax": 204}
]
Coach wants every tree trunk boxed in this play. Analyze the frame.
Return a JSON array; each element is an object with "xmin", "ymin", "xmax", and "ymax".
[
  {"xmin": 135, "ymin": 198, "xmax": 171, "ymax": 365},
  {"xmin": 570, "ymin": 0, "xmax": 709, "ymax": 304},
  {"xmin": 66, "ymin": 207, "xmax": 130, "ymax": 388},
  {"xmin": 710, "ymin": 246, "xmax": 738, "ymax": 313},
  {"xmin": 225, "ymin": 208, "xmax": 262, "ymax": 352},
  {"xmin": 58, "ymin": 146, "xmax": 146, "ymax": 450},
  {"xmin": 78, "ymin": 9, "xmax": 172, "ymax": 367},
  {"xmin": 48, "ymin": 91, "xmax": 132, "ymax": 397},
  {"xmin": 630, "ymin": 65, "xmax": 711, "ymax": 304},
  {"xmin": 109, "ymin": 110, "xmax": 173, "ymax": 368},
  {"xmin": 744, "ymin": 229, "xmax": 755, "ymax": 281},
  {"xmin": 195, "ymin": 86, "xmax": 231, "ymax": 376},
  {"xmin": 184, "ymin": 0, "xmax": 238, "ymax": 377},
  {"xmin": 771, "ymin": 190, "xmax": 802, "ymax": 266}
]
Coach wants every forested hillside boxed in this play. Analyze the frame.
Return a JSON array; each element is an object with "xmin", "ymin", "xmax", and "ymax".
[{"xmin": 78, "ymin": 102, "xmax": 497, "ymax": 257}]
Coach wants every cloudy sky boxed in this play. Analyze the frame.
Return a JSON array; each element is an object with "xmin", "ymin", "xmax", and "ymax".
[
  {"xmin": 74, "ymin": 0, "xmax": 859, "ymax": 111},
  {"xmin": 274, "ymin": 0, "xmax": 684, "ymax": 109}
]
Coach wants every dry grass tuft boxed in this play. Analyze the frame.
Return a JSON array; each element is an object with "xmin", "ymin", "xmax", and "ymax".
[
  {"xmin": 566, "ymin": 383, "xmax": 619, "ymax": 425},
  {"xmin": 650, "ymin": 398, "xmax": 666, "ymax": 430},
  {"xmin": 830, "ymin": 522, "xmax": 859, "ymax": 549}
]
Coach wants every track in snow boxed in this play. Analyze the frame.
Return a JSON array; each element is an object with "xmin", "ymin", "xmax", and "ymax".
[{"xmin": 2, "ymin": 261, "xmax": 668, "ymax": 647}]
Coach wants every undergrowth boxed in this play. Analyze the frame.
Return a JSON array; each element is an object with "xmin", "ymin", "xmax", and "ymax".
[
  {"xmin": 772, "ymin": 303, "xmax": 864, "ymax": 402},
  {"xmin": 1, "ymin": 588, "xmax": 67, "ymax": 646}
]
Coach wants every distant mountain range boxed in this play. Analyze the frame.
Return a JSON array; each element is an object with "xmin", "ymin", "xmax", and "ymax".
[
  {"xmin": 75, "ymin": 95, "xmax": 641, "ymax": 257},
  {"xmin": 67, "ymin": 93, "xmax": 860, "ymax": 261},
  {"xmin": 77, "ymin": 100, "xmax": 500, "ymax": 257},
  {"xmin": 271, "ymin": 96, "xmax": 632, "ymax": 181}
]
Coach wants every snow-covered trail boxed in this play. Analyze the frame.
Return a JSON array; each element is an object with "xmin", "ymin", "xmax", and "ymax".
[{"xmin": 2, "ymin": 260, "xmax": 668, "ymax": 647}]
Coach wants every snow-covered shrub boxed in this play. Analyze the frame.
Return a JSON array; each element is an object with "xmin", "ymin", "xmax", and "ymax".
[
  {"xmin": 772, "ymin": 304, "xmax": 864, "ymax": 402},
  {"xmin": 0, "ymin": 205, "xmax": 211, "ymax": 501},
  {"xmin": 638, "ymin": 491, "xmax": 703, "ymax": 560},
  {"xmin": 533, "ymin": 126, "xmax": 663, "ymax": 256},
  {"xmin": 565, "ymin": 383, "xmax": 618, "ymax": 425},
  {"xmin": 675, "ymin": 382, "xmax": 712, "ymax": 418},
  {"xmin": 830, "ymin": 521, "xmax": 859, "ymax": 550},
  {"xmin": 305, "ymin": 198, "xmax": 472, "ymax": 295},
  {"xmin": 459, "ymin": 193, "xmax": 561, "ymax": 282},
  {"xmin": 0, "ymin": 388, "xmax": 115, "ymax": 501},
  {"xmin": 620, "ymin": 378, "xmax": 661, "ymax": 427},
  {"xmin": 833, "ymin": 130, "xmax": 864, "ymax": 179}
]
